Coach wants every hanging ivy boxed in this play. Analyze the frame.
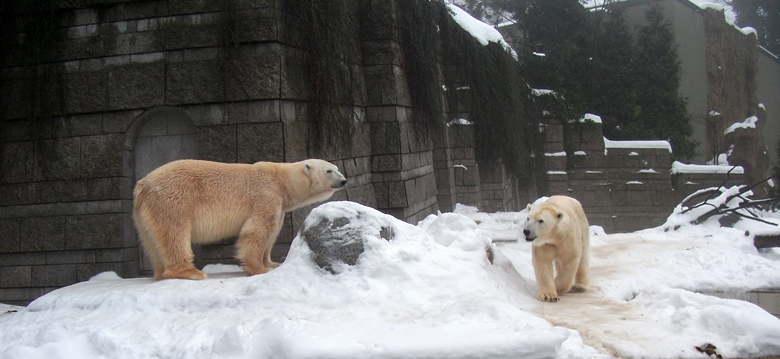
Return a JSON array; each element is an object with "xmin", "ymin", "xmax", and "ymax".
[
  {"xmin": 397, "ymin": 0, "xmax": 446, "ymax": 135},
  {"xmin": 438, "ymin": 3, "xmax": 541, "ymax": 182},
  {"xmin": 286, "ymin": 0, "xmax": 361, "ymax": 153}
]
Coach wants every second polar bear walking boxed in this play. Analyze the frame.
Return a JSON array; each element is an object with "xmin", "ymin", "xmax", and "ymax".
[
  {"xmin": 133, "ymin": 159, "xmax": 347, "ymax": 280},
  {"xmin": 523, "ymin": 195, "xmax": 590, "ymax": 302}
]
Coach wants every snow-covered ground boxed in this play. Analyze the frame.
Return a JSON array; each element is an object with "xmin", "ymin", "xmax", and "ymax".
[{"xmin": 2, "ymin": 190, "xmax": 780, "ymax": 359}]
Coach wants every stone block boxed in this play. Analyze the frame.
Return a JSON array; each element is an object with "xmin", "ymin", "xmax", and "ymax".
[
  {"xmin": 449, "ymin": 125, "xmax": 474, "ymax": 147},
  {"xmin": 364, "ymin": 65, "xmax": 402, "ymax": 106},
  {"xmin": 248, "ymin": 100, "xmax": 282, "ymax": 123},
  {"xmin": 388, "ymin": 181, "xmax": 407, "ymax": 208},
  {"xmin": 46, "ymin": 250, "xmax": 94, "ymax": 265},
  {"xmin": 197, "ymin": 125, "xmax": 237, "ymax": 163},
  {"xmin": 365, "ymin": 106, "xmax": 398, "ymax": 123},
  {"xmin": 371, "ymin": 154, "xmax": 401, "ymax": 172},
  {"xmin": 280, "ymin": 48, "xmax": 307, "ymax": 100},
  {"xmin": 20, "ymin": 217, "xmax": 66, "ymax": 252},
  {"xmin": 165, "ymin": 24, "xmax": 222, "ymax": 50},
  {"xmin": 39, "ymin": 180, "xmax": 89, "ymax": 203},
  {"xmin": 226, "ymin": 50, "xmax": 281, "ymax": 101},
  {"xmin": 166, "ymin": 60, "xmax": 224, "ymax": 105},
  {"xmin": 66, "ymin": 214, "xmax": 123, "ymax": 250},
  {"xmin": 80, "ymin": 134, "xmax": 124, "ymax": 177},
  {"xmin": 542, "ymin": 123, "xmax": 564, "ymax": 143},
  {"xmin": 103, "ymin": 31, "xmax": 163, "ymax": 56},
  {"xmin": 0, "ymin": 252, "xmax": 46, "ymax": 266},
  {"xmin": 32, "ymin": 264, "xmax": 78, "ymax": 287},
  {"xmin": 65, "ymin": 70, "xmax": 108, "ymax": 114},
  {"xmin": 108, "ymin": 62, "xmax": 165, "ymax": 110},
  {"xmin": 87, "ymin": 177, "xmax": 122, "ymax": 200},
  {"xmin": 362, "ymin": 40, "xmax": 403, "ymax": 66},
  {"xmin": 237, "ymin": 123, "xmax": 284, "ymax": 163},
  {"xmin": 1, "ymin": 142, "xmax": 35, "ymax": 184},
  {"xmin": 0, "ymin": 219, "xmax": 21, "ymax": 253},
  {"xmin": 34, "ymin": 138, "xmax": 82, "ymax": 181},
  {"xmin": 234, "ymin": 8, "xmax": 279, "ymax": 41},
  {"xmin": 46, "ymin": 114, "xmax": 103, "ymax": 138},
  {"xmin": 346, "ymin": 183, "xmax": 377, "ymax": 207},
  {"xmin": 581, "ymin": 127, "xmax": 603, "ymax": 143},
  {"xmin": 103, "ymin": 110, "xmax": 142, "ymax": 134},
  {"xmin": 0, "ymin": 266, "xmax": 31, "ymax": 287}
]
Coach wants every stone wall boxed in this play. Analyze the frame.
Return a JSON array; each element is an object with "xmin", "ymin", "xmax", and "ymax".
[
  {"xmin": 536, "ymin": 116, "xmax": 745, "ymax": 233},
  {"xmin": 0, "ymin": 0, "xmax": 750, "ymax": 305},
  {"xmin": 703, "ymin": 7, "xmax": 769, "ymax": 191}
]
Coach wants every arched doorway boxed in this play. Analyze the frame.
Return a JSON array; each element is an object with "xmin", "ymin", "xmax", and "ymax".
[{"xmin": 127, "ymin": 107, "xmax": 197, "ymax": 274}]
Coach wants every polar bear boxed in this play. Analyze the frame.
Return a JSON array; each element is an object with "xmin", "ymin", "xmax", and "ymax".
[
  {"xmin": 523, "ymin": 195, "xmax": 590, "ymax": 302},
  {"xmin": 133, "ymin": 159, "xmax": 347, "ymax": 280}
]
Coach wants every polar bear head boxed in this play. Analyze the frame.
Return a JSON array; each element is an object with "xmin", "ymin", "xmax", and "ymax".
[
  {"xmin": 302, "ymin": 159, "xmax": 347, "ymax": 192},
  {"xmin": 523, "ymin": 203, "xmax": 564, "ymax": 244}
]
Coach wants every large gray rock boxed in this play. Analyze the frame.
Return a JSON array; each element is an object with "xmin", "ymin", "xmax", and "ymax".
[{"xmin": 299, "ymin": 202, "xmax": 395, "ymax": 274}]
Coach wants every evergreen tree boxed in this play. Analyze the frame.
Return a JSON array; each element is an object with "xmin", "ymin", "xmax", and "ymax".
[
  {"xmin": 589, "ymin": 7, "xmax": 640, "ymax": 141},
  {"xmin": 513, "ymin": 0, "xmax": 592, "ymax": 119},
  {"xmin": 632, "ymin": 4, "xmax": 696, "ymax": 160},
  {"xmin": 729, "ymin": 0, "xmax": 780, "ymax": 55}
]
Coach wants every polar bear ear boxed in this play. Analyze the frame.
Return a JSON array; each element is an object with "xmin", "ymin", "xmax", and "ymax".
[
  {"xmin": 526, "ymin": 204, "xmax": 533, "ymax": 211},
  {"xmin": 303, "ymin": 162, "xmax": 312, "ymax": 174}
]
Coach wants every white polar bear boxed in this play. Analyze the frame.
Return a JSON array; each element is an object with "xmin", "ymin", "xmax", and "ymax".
[
  {"xmin": 523, "ymin": 195, "xmax": 590, "ymax": 302},
  {"xmin": 133, "ymin": 159, "xmax": 347, "ymax": 280}
]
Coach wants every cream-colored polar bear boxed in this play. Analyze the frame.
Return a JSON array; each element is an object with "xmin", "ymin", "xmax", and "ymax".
[
  {"xmin": 523, "ymin": 195, "xmax": 590, "ymax": 302},
  {"xmin": 133, "ymin": 159, "xmax": 347, "ymax": 280}
]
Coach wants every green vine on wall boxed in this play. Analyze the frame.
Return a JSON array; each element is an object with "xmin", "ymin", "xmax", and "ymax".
[
  {"xmin": 397, "ymin": 0, "xmax": 446, "ymax": 135},
  {"xmin": 287, "ymin": 0, "xmax": 361, "ymax": 153},
  {"xmin": 438, "ymin": 4, "xmax": 540, "ymax": 182}
]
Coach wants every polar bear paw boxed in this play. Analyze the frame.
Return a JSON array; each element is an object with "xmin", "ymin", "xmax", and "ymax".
[
  {"xmin": 537, "ymin": 291, "xmax": 560, "ymax": 302},
  {"xmin": 162, "ymin": 267, "xmax": 208, "ymax": 280}
]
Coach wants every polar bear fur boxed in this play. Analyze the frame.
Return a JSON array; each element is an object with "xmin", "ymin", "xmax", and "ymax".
[
  {"xmin": 523, "ymin": 195, "xmax": 590, "ymax": 302},
  {"xmin": 133, "ymin": 159, "xmax": 347, "ymax": 280}
]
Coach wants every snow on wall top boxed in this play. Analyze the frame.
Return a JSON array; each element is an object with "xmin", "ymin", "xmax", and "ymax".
[
  {"xmin": 604, "ymin": 137, "xmax": 672, "ymax": 153},
  {"xmin": 446, "ymin": 4, "xmax": 518, "ymax": 59},
  {"xmin": 580, "ymin": 113, "xmax": 602, "ymax": 124},
  {"xmin": 724, "ymin": 116, "xmax": 758, "ymax": 135},
  {"xmin": 671, "ymin": 160, "xmax": 744, "ymax": 174}
]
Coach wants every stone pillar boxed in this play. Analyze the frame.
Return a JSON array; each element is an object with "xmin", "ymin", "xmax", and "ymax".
[{"xmin": 361, "ymin": 0, "xmax": 438, "ymax": 224}]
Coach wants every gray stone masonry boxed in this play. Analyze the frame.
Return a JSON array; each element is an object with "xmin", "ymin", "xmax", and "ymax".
[
  {"xmin": 536, "ymin": 120, "xmax": 747, "ymax": 233},
  {"xmin": 0, "ymin": 0, "xmax": 753, "ymax": 305}
]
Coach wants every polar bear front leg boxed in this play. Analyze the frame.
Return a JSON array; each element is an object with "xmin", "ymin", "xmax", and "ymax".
[
  {"xmin": 237, "ymin": 209, "xmax": 283, "ymax": 276},
  {"xmin": 554, "ymin": 253, "xmax": 580, "ymax": 295},
  {"xmin": 532, "ymin": 244, "xmax": 559, "ymax": 302},
  {"xmin": 261, "ymin": 214, "xmax": 286, "ymax": 269}
]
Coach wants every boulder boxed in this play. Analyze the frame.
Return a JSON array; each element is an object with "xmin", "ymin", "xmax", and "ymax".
[{"xmin": 299, "ymin": 202, "xmax": 395, "ymax": 274}]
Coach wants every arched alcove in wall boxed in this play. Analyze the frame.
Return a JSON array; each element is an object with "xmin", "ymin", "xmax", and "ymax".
[{"xmin": 123, "ymin": 107, "xmax": 197, "ymax": 274}]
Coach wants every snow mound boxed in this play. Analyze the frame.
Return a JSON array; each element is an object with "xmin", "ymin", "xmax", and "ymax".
[{"xmin": 0, "ymin": 201, "xmax": 595, "ymax": 359}]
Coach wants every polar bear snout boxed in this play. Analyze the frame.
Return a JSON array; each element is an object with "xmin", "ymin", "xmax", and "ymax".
[
  {"xmin": 330, "ymin": 170, "xmax": 347, "ymax": 189},
  {"xmin": 523, "ymin": 229, "xmax": 536, "ymax": 241},
  {"xmin": 333, "ymin": 179, "xmax": 347, "ymax": 189}
]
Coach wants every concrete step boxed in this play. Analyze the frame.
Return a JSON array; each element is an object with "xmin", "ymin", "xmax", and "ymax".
[{"xmin": 703, "ymin": 290, "xmax": 780, "ymax": 319}]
